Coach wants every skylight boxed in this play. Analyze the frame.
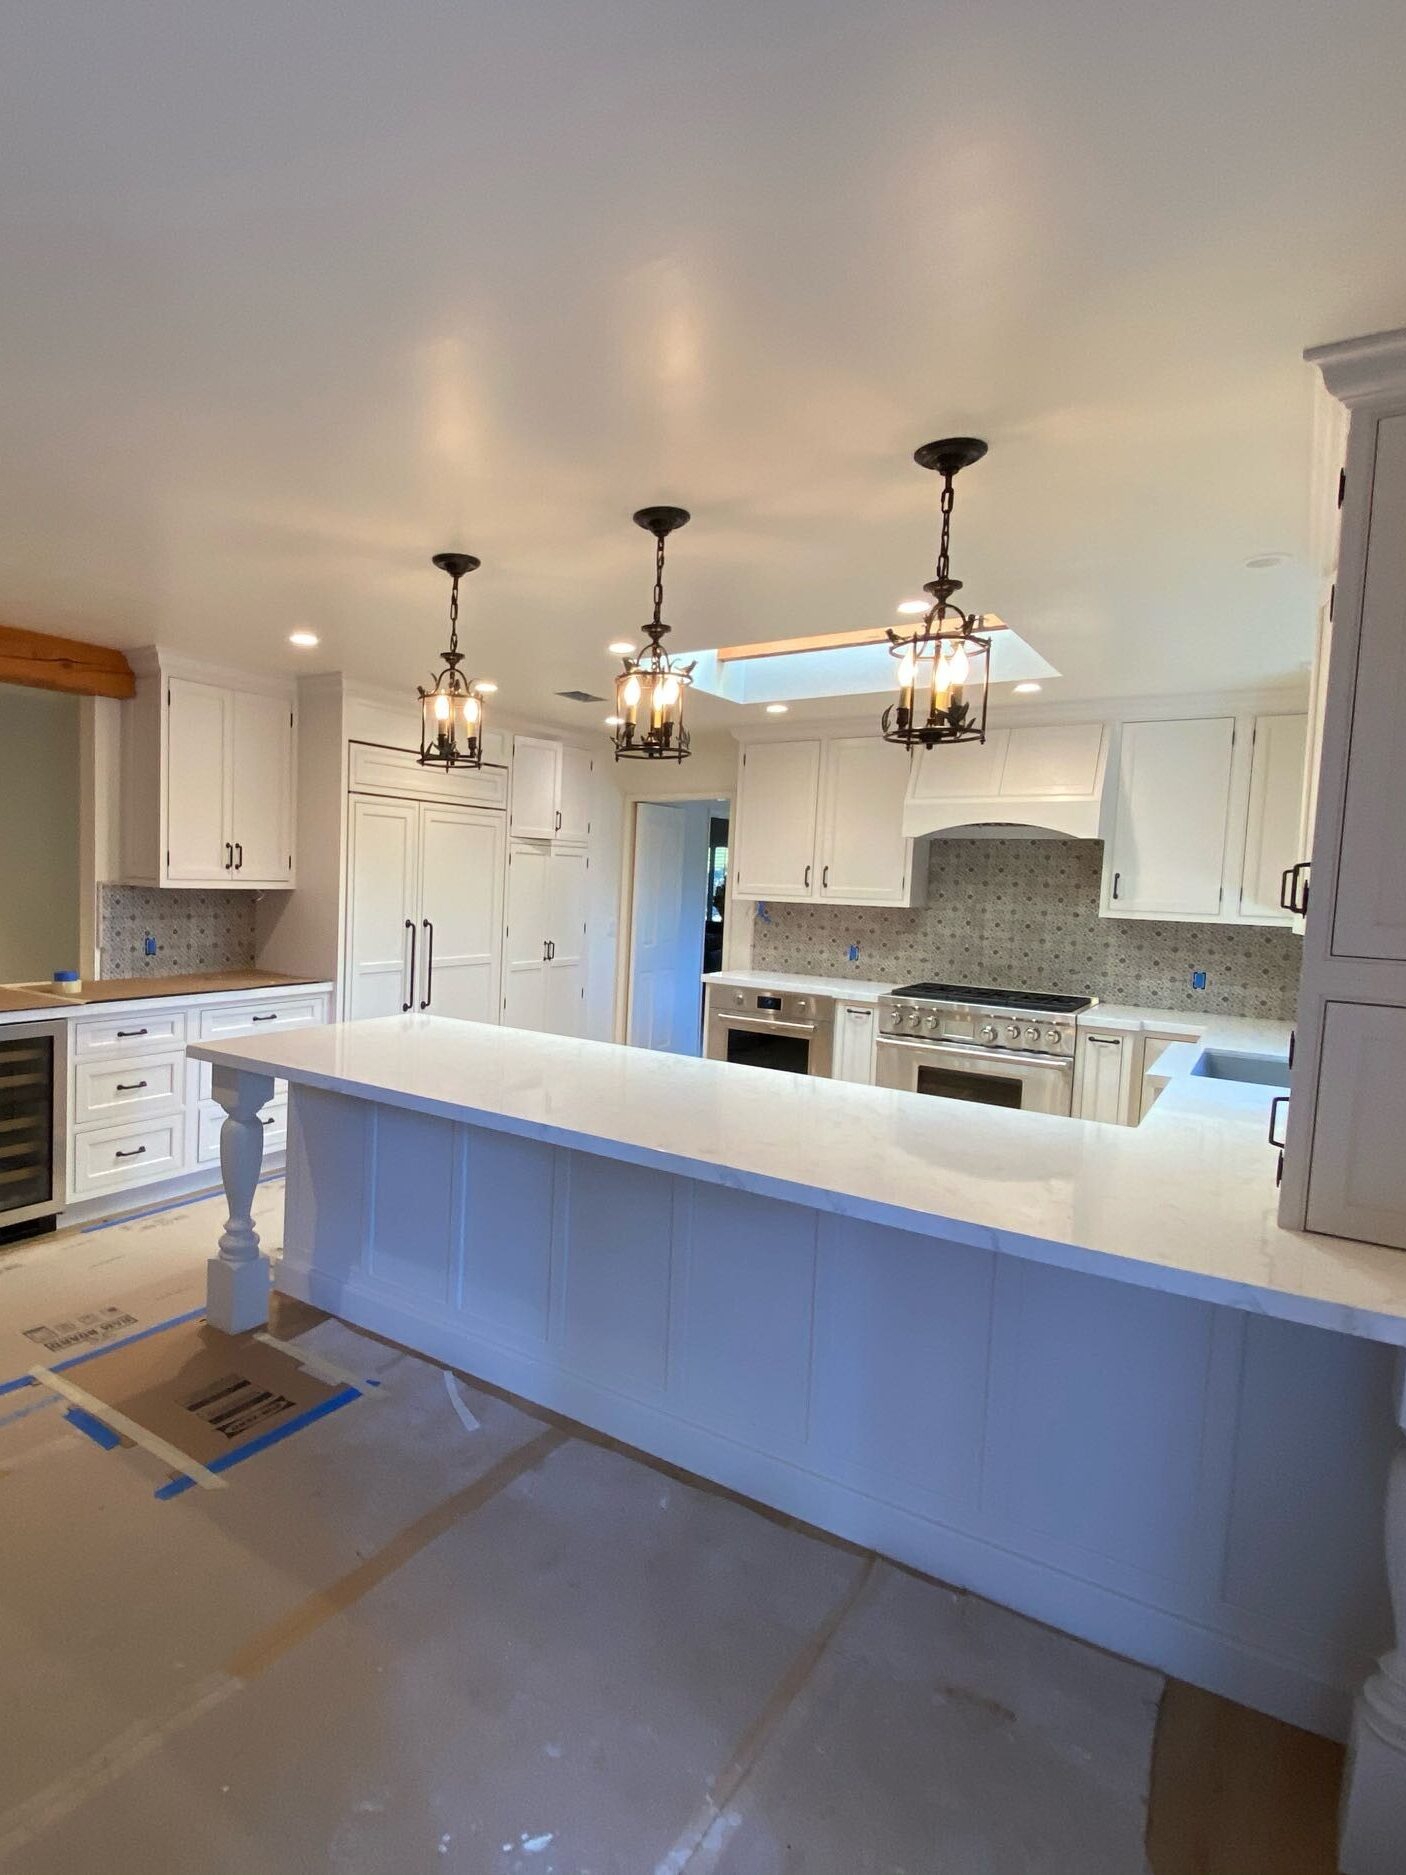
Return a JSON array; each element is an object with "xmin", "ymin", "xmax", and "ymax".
[{"xmin": 687, "ymin": 625, "xmax": 1058, "ymax": 706}]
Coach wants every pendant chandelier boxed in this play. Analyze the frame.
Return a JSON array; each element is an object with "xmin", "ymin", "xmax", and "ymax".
[
  {"xmin": 418, "ymin": 551, "xmax": 489, "ymax": 769},
  {"xmin": 882, "ymin": 437, "xmax": 991, "ymax": 750},
  {"xmin": 611, "ymin": 506, "xmax": 696, "ymax": 761}
]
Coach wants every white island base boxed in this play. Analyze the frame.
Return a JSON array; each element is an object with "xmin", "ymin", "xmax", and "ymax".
[{"xmin": 194, "ymin": 1019, "xmax": 1406, "ymax": 1874}]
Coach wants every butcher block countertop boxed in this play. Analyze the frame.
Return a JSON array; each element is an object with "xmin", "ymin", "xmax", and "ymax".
[{"xmin": 0, "ymin": 971, "xmax": 333, "ymax": 1023}]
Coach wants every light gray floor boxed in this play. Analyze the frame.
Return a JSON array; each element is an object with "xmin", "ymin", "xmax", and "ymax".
[{"xmin": 0, "ymin": 1206, "xmax": 1160, "ymax": 1875}]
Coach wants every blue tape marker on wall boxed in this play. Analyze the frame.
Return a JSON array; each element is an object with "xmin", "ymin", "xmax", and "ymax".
[{"xmin": 155, "ymin": 1386, "xmax": 362, "ymax": 1501}]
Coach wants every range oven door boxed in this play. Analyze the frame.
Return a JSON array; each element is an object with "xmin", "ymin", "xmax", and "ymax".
[{"xmin": 875, "ymin": 1038, "xmax": 1073, "ymax": 1115}]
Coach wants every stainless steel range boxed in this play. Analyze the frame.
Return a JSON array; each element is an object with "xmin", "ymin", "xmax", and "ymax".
[{"xmin": 876, "ymin": 982, "xmax": 1096, "ymax": 1115}]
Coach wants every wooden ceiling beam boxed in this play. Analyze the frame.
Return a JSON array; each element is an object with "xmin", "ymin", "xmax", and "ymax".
[{"xmin": 0, "ymin": 623, "xmax": 135, "ymax": 700}]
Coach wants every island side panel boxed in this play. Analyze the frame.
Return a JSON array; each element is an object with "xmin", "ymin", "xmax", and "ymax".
[{"xmin": 275, "ymin": 1086, "xmax": 1393, "ymax": 1742}]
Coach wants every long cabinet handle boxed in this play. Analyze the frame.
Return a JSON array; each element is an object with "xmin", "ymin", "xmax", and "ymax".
[
  {"xmin": 420, "ymin": 918, "xmax": 434, "ymax": 1009},
  {"xmin": 234, "ymin": 842, "xmax": 243, "ymax": 871},
  {"xmin": 114, "ymin": 1145, "xmax": 147, "ymax": 1159},
  {"xmin": 115, "ymin": 1080, "xmax": 149, "ymax": 1092},
  {"xmin": 804, "ymin": 864, "xmax": 811, "ymax": 889},
  {"xmin": 1111, "ymin": 871, "xmax": 1121, "ymax": 900},
  {"xmin": 225, "ymin": 842, "xmax": 234, "ymax": 870},
  {"xmin": 116, "ymin": 1027, "xmax": 148, "ymax": 1039},
  {"xmin": 403, "ymin": 919, "xmax": 416, "ymax": 1012}
]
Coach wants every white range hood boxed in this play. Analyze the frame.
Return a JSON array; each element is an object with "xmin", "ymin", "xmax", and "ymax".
[{"xmin": 902, "ymin": 722, "xmax": 1111, "ymax": 841}]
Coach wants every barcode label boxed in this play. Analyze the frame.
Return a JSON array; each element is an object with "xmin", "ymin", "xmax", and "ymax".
[
  {"xmin": 22, "ymin": 1308, "xmax": 140, "ymax": 1356},
  {"xmin": 182, "ymin": 1372, "xmax": 296, "ymax": 1441}
]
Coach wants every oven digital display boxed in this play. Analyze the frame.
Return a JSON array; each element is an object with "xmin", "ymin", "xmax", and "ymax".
[{"xmin": 755, "ymin": 995, "xmax": 783, "ymax": 1011}]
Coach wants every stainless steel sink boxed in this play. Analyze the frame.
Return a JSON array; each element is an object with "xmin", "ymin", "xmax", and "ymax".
[{"xmin": 1190, "ymin": 1048, "xmax": 1291, "ymax": 1089}]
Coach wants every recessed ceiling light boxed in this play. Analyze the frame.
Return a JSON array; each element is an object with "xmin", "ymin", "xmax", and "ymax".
[
  {"xmin": 896, "ymin": 599, "xmax": 929, "ymax": 616},
  {"xmin": 765, "ymin": 703, "xmax": 789, "ymax": 714},
  {"xmin": 604, "ymin": 714, "xmax": 624, "ymax": 726},
  {"xmin": 1013, "ymin": 681, "xmax": 1041, "ymax": 694},
  {"xmin": 472, "ymin": 680, "xmax": 498, "ymax": 693},
  {"xmin": 1244, "ymin": 552, "xmax": 1290, "ymax": 570},
  {"xmin": 288, "ymin": 629, "xmax": 319, "ymax": 647},
  {"xmin": 607, "ymin": 640, "xmax": 635, "ymax": 656}
]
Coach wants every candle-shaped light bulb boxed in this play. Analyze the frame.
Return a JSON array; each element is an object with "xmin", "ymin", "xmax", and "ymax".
[
  {"xmin": 656, "ymin": 675, "xmax": 680, "ymax": 709},
  {"xmin": 947, "ymin": 644, "xmax": 970, "ymax": 687},
  {"xmin": 462, "ymin": 693, "xmax": 481, "ymax": 726},
  {"xmin": 623, "ymin": 673, "xmax": 642, "ymax": 709},
  {"xmin": 433, "ymin": 692, "xmax": 451, "ymax": 723}
]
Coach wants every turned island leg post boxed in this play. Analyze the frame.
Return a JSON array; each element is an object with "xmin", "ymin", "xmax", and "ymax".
[
  {"xmin": 1341, "ymin": 1353, "xmax": 1406, "ymax": 1874},
  {"xmin": 205, "ymin": 1065, "xmax": 276, "ymax": 1334}
]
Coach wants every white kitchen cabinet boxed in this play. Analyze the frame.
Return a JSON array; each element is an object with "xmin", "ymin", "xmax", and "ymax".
[
  {"xmin": 1104, "ymin": 718, "xmax": 1236, "ymax": 918},
  {"xmin": 120, "ymin": 652, "xmax": 297, "ymax": 889},
  {"xmin": 1238, "ymin": 714, "xmax": 1309, "ymax": 921},
  {"xmin": 734, "ymin": 735, "xmax": 921, "ymax": 907},
  {"xmin": 1074, "ymin": 1030, "xmax": 1135, "ymax": 1125},
  {"xmin": 817, "ymin": 739, "xmax": 915, "ymax": 905},
  {"xmin": 1304, "ymin": 1002, "xmax": 1406, "ymax": 1247},
  {"xmin": 502, "ymin": 843, "xmax": 589, "ymax": 1036},
  {"xmin": 544, "ymin": 848, "xmax": 589, "ymax": 1037},
  {"xmin": 511, "ymin": 735, "xmax": 593, "ymax": 845},
  {"xmin": 344, "ymin": 795, "xmax": 503, "ymax": 1023},
  {"xmin": 734, "ymin": 739, "xmax": 822, "ymax": 899},
  {"xmin": 502, "ymin": 843, "xmax": 550, "ymax": 1031},
  {"xmin": 832, "ymin": 1002, "xmax": 878, "ymax": 1084}
]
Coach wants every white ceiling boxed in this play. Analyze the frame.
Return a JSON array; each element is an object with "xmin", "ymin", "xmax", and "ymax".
[{"xmin": 3, "ymin": 0, "xmax": 1405, "ymax": 734}]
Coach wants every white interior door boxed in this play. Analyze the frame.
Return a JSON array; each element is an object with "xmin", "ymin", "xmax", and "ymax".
[
  {"xmin": 733, "ymin": 740, "xmax": 820, "ymax": 900},
  {"xmin": 345, "ymin": 796, "xmax": 419, "ymax": 1019},
  {"xmin": 417, "ymin": 805, "xmax": 505, "ymax": 1022},
  {"xmin": 502, "ymin": 843, "xmax": 550, "ymax": 1031},
  {"xmin": 511, "ymin": 736, "xmax": 561, "ymax": 842},
  {"xmin": 1107, "ymin": 718, "xmax": 1235, "ymax": 916},
  {"xmin": 545, "ymin": 847, "xmax": 590, "ymax": 1037},
  {"xmin": 165, "ymin": 679, "xmax": 232, "ymax": 881},
  {"xmin": 628, "ymin": 802, "xmax": 710, "ymax": 1054},
  {"xmin": 230, "ymin": 689, "xmax": 294, "ymax": 883},
  {"xmin": 818, "ymin": 737, "xmax": 911, "ymax": 903}
]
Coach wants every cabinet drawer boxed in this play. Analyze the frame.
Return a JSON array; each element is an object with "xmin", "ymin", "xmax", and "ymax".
[
  {"xmin": 197, "ymin": 996, "xmax": 326, "ymax": 1042},
  {"xmin": 74, "ymin": 1053, "xmax": 185, "ymax": 1126},
  {"xmin": 349, "ymin": 741, "xmax": 509, "ymax": 809},
  {"xmin": 196, "ymin": 1097, "xmax": 286, "ymax": 1166},
  {"xmin": 73, "ymin": 1009, "xmax": 188, "ymax": 1058},
  {"xmin": 70, "ymin": 1117, "xmax": 184, "ymax": 1199}
]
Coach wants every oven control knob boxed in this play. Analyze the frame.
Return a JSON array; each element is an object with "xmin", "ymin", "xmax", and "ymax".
[
  {"xmin": 795, "ymin": 999, "xmax": 809, "ymax": 1013},
  {"xmin": 906, "ymin": 1009, "xmax": 922, "ymax": 1030},
  {"xmin": 1024, "ymin": 1025, "xmax": 1042, "ymax": 1045},
  {"xmin": 1005, "ymin": 1023, "xmax": 1022, "ymax": 1042},
  {"xmin": 979, "ymin": 1023, "xmax": 998, "ymax": 1042},
  {"xmin": 923, "ymin": 1012, "xmax": 940, "ymax": 1031},
  {"xmin": 1045, "ymin": 1028, "xmax": 1063, "ymax": 1048}
]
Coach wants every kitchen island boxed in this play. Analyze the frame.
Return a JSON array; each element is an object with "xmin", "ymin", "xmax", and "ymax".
[{"xmin": 192, "ymin": 1014, "xmax": 1406, "ymax": 1866}]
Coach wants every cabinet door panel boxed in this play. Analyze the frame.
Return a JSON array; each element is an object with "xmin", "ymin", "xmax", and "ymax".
[
  {"xmin": 165, "ymin": 680, "xmax": 232, "ymax": 881},
  {"xmin": 345, "ymin": 797, "xmax": 419, "ymax": 1020},
  {"xmin": 511, "ymin": 736, "xmax": 561, "ymax": 842},
  {"xmin": 1239, "ymin": 714, "xmax": 1308, "ymax": 921},
  {"xmin": 1107, "ymin": 718, "xmax": 1234, "ymax": 916},
  {"xmin": 502, "ymin": 843, "xmax": 549, "ymax": 1031},
  {"xmin": 418, "ymin": 806, "xmax": 505, "ymax": 1023},
  {"xmin": 556, "ymin": 745, "xmax": 594, "ymax": 844},
  {"xmin": 1076, "ymin": 1033, "xmax": 1129, "ymax": 1124},
  {"xmin": 545, "ymin": 847, "xmax": 589, "ymax": 1036},
  {"xmin": 832, "ymin": 1003, "xmax": 877, "ymax": 1084},
  {"xmin": 1305, "ymin": 1002, "xmax": 1406, "ymax": 1248},
  {"xmin": 231, "ymin": 689, "xmax": 294, "ymax": 883},
  {"xmin": 1333, "ymin": 414, "xmax": 1406, "ymax": 960},
  {"xmin": 818, "ymin": 737, "xmax": 911, "ymax": 904},
  {"xmin": 734, "ymin": 740, "xmax": 820, "ymax": 900}
]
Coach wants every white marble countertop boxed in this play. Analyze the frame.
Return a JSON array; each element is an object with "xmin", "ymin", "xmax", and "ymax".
[
  {"xmin": 1078, "ymin": 1003, "xmax": 1293, "ymax": 1055},
  {"xmin": 192, "ymin": 1014, "xmax": 1406, "ymax": 1347},
  {"xmin": 703, "ymin": 969, "xmax": 895, "ymax": 1004}
]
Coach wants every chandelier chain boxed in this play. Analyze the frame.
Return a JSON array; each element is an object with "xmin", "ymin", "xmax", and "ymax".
[
  {"xmin": 652, "ymin": 533, "xmax": 666, "ymax": 632},
  {"xmin": 446, "ymin": 575, "xmax": 460, "ymax": 659}
]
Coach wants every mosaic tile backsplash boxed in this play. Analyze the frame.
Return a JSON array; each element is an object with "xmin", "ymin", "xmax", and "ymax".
[
  {"xmin": 751, "ymin": 839, "xmax": 1303, "ymax": 1020},
  {"xmin": 98, "ymin": 885, "xmax": 257, "ymax": 978}
]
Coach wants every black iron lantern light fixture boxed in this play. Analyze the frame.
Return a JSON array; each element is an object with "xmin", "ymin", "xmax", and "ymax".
[
  {"xmin": 418, "ymin": 551, "xmax": 489, "ymax": 769},
  {"xmin": 882, "ymin": 437, "xmax": 992, "ymax": 750},
  {"xmin": 611, "ymin": 506, "xmax": 696, "ymax": 761}
]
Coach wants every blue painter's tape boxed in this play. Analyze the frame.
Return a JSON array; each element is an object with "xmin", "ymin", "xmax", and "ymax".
[
  {"xmin": 0, "ymin": 1392, "xmax": 58, "ymax": 1432},
  {"xmin": 155, "ymin": 1386, "xmax": 362, "ymax": 1500},
  {"xmin": 0, "ymin": 1374, "xmax": 36, "ymax": 1400},
  {"xmin": 64, "ymin": 1405, "xmax": 123, "ymax": 1451}
]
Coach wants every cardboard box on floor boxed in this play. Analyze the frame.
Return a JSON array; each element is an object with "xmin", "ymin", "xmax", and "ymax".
[{"xmin": 65, "ymin": 1320, "xmax": 343, "ymax": 1469}]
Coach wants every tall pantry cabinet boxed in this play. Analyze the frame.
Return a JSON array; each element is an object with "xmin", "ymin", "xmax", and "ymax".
[{"xmin": 501, "ymin": 736, "xmax": 595, "ymax": 1035}]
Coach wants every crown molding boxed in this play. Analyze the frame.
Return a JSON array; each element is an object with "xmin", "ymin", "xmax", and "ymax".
[{"xmin": 1305, "ymin": 325, "xmax": 1406, "ymax": 407}]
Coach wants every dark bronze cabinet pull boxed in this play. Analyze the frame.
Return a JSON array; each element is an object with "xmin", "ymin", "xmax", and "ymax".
[
  {"xmin": 115, "ymin": 1080, "xmax": 148, "ymax": 1092},
  {"xmin": 403, "ymin": 918, "xmax": 416, "ymax": 1011},
  {"xmin": 116, "ymin": 1027, "xmax": 148, "ymax": 1038},
  {"xmin": 251, "ymin": 1013, "xmax": 278, "ymax": 1022},
  {"xmin": 234, "ymin": 841, "xmax": 244, "ymax": 871},
  {"xmin": 114, "ymin": 1145, "xmax": 147, "ymax": 1159},
  {"xmin": 420, "ymin": 918, "xmax": 435, "ymax": 1009},
  {"xmin": 225, "ymin": 842, "xmax": 234, "ymax": 869}
]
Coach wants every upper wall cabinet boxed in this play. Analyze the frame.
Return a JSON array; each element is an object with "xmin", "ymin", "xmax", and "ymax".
[
  {"xmin": 119, "ymin": 652, "xmax": 296, "ymax": 890},
  {"xmin": 1101, "ymin": 712, "xmax": 1308, "ymax": 925},
  {"xmin": 511, "ymin": 735, "xmax": 593, "ymax": 845},
  {"xmin": 734, "ymin": 735, "xmax": 921, "ymax": 907}
]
